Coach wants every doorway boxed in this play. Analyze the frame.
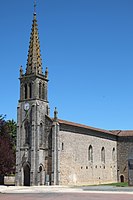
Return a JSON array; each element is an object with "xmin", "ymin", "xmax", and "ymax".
[
  {"xmin": 120, "ymin": 175, "xmax": 124, "ymax": 183},
  {"xmin": 24, "ymin": 164, "xmax": 30, "ymax": 186},
  {"xmin": 39, "ymin": 165, "xmax": 43, "ymax": 185}
]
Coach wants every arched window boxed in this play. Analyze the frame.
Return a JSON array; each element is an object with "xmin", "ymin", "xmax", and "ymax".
[
  {"xmin": 101, "ymin": 147, "xmax": 105, "ymax": 163},
  {"xmin": 39, "ymin": 82, "xmax": 42, "ymax": 99},
  {"xmin": 20, "ymin": 83, "xmax": 23, "ymax": 100},
  {"xmin": 39, "ymin": 165, "xmax": 43, "ymax": 172},
  {"xmin": 29, "ymin": 83, "xmax": 32, "ymax": 98},
  {"xmin": 42, "ymin": 83, "xmax": 45, "ymax": 99},
  {"xmin": 62, "ymin": 142, "xmax": 64, "ymax": 151},
  {"xmin": 46, "ymin": 105, "xmax": 49, "ymax": 115},
  {"xmin": 24, "ymin": 120, "xmax": 30, "ymax": 144},
  {"xmin": 25, "ymin": 84, "xmax": 28, "ymax": 99},
  {"xmin": 40, "ymin": 123, "xmax": 43, "ymax": 145},
  {"xmin": 88, "ymin": 145, "xmax": 93, "ymax": 162},
  {"xmin": 112, "ymin": 147, "xmax": 115, "ymax": 161}
]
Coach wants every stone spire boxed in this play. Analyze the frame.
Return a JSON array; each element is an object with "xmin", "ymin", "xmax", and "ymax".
[{"xmin": 26, "ymin": 11, "xmax": 43, "ymax": 75}]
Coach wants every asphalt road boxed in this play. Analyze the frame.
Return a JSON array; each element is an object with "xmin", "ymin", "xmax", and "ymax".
[{"xmin": 1, "ymin": 193, "xmax": 133, "ymax": 200}]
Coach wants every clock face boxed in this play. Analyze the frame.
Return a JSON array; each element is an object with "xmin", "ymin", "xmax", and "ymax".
[{"xmin": 24, "ymin": 102, "xmax": 30, "ymax": 111}]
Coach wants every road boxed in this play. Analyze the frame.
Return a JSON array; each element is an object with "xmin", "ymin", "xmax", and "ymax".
[{"xmin": 0, "ymin": 193, "xmax": 133, "ymax": 200}]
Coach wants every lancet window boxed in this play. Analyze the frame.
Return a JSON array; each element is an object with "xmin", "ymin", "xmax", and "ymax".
[
  {"xmin": 29, "ymin": 83, "xmax": 32, "ymax": 98},
  {"xmin": 88, "ymin": 145, "xmax": 93, "ymax": 162},
  {"xmin": 112, "ymin": 147, "xmax": 115, "ymax": 161},
  {"xmin": 39, "ymin": 82, "xmax": 42, "ymax": 99},
  {"xmin": 101, "ymin": 147, "xmax": 105, "ymax": 163},
  {"xmin": 62, "ymin": 143, "xmax": 64, "ymax": 151},
  {"xmin": 40, "ymin": 123, "xmax": 43, "ymax": 145},
  {"xmin": 25, "ymin": 84, "xmax": 28, "ymax": 99},
  {"xmin": 24, "ymin": 120, "xmax": 30, "ymax": 144},
  {"xmin": 42, "ymin": 83, "xmax": 45, "ymax": 99}
]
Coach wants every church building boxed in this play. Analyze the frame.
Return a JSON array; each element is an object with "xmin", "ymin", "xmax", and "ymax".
[{"xmin": 15, "ymin": 6, "xmax": 133, "ymax": 186}]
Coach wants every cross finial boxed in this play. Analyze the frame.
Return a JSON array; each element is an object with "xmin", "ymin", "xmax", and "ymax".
[{"xmin": 34, "ymin": 0, "xmax": 37, "ymax": 14}]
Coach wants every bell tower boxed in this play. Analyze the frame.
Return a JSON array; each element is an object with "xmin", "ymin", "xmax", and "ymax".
[{"xmin": 15, "ymin": 5, "xmax": 51, "ymax": 186}]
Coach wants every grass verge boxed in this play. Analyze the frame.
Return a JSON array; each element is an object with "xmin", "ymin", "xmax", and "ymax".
[{"xmin": 101, "ymin": 182, "xmax": 128, "ymax": 187}]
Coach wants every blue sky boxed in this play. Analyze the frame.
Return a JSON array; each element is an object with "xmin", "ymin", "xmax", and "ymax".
[{"xmin": 0, "ymin": 0, "xmax": 133, "ymax": 130}]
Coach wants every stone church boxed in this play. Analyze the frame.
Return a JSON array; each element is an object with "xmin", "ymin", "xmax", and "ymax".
[{"xmin": 15, "ymin": 8, "xmax": 133, "ymax": 186}]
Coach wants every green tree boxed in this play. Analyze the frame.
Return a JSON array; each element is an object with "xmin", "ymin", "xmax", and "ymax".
[
  {"xmin": 6, "ymin": 119, "xmax": 17, "ymax": 147},
  {"xmin": 0, "ymin": 115, "xmax": 16, "ymax": 184}
]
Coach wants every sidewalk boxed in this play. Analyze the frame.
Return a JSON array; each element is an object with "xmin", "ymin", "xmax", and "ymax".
[
  {"xmin": 0, "ymin": 185, "xmax": 80, "ymax": 193},
  {"xmin": 0, "ymin": 185, "xmax": 133, "ymax": 194}
]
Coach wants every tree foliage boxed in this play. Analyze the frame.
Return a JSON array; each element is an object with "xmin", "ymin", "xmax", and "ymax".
[
  {"xmin": 0, "ymin": 115, "xmax": 16, "ymax": 175},
  {"xmin": 6, "ymin": 119, "xmax": 17, "ymax": 146}
]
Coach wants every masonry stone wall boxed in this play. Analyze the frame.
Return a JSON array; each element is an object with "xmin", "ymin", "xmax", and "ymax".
[
  {"xmin": 117, "ymin": 136, "xmax": 133, "ymax": 183},
  {"xmin": 59, "ymin": 127, "xmax": 117, "ymax": 185},
  {"xmin": 16, "ymin": 99, "xmax": 49, "ymax": 186}
]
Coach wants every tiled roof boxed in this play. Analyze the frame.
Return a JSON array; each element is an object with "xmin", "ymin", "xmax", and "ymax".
[
  {"xmin": 110, "ymin": 130, "xmax": 133, "ymax": 136},
  {"xmin": 118, "ymin": 130, "xmax": 133, "ymax": 137},
  {"xmin": 58, "ymin": 119, "xmax": 118, "ymax": 136},
  {"xmin": 52, "ymin": 118, "xmax": 133, "ymax": 137}
]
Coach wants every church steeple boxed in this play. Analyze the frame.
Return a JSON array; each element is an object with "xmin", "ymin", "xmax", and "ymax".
[
  {"xmin": 16, "ymin": 2, "xmax": 51, "ymax": 187},
  {"xmin": 26, "ymin": 10, "xmax": 43, "ymax": 75},
  {"xmin": 19, "ymin": 3, "xmax": 48, "ymax": 102}
]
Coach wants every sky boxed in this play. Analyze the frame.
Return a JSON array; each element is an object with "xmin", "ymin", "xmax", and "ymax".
[{"xmin": 0, "ymin": 0, "xmax": 133, "ymax": 130}]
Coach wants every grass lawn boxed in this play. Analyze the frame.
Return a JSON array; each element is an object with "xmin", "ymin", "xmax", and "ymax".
[
  {"xmin": 75, "ymin": 182, "xmax": 129, "ymax": 187},
  {"xmin": 102, "ymin": 182, "xmax": 128, "ymax": 187}
]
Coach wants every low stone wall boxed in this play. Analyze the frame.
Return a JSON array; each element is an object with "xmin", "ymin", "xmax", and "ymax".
[{"xmin": 4, "ymin": 176, "xmax": 15, "ymax": 185}]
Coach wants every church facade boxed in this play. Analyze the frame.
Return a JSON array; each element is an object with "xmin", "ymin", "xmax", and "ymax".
[{"xmin": 15, "ymin": 10, "xmax": 133, "ymax": 186}]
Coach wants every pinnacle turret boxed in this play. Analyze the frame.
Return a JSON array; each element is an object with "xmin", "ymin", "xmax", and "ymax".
[
  {"xmin": 54, "ymin": 107, "xmax": 58, "ymax": 121},
  {"xmin": 26, "ymin": 13, "xmax": 43, "ymax": 75}
]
